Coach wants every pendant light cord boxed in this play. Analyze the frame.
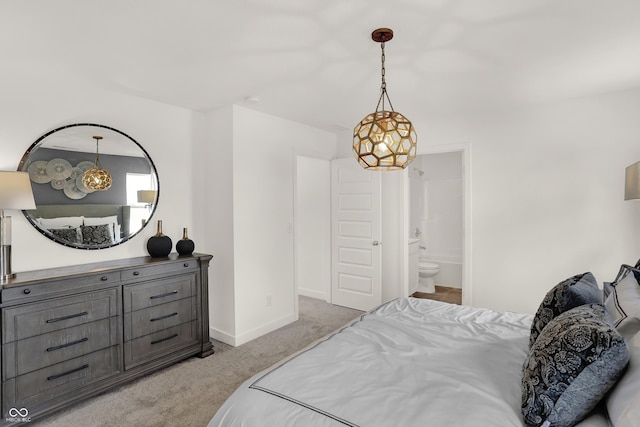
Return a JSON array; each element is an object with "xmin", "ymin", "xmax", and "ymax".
[
  {"xmin": 375, "ymin": 37, "xmax": 395, "ymax": 113},
  {"xmin": 93, "ymin": 136, "xmax": 103, "ymax": 168}
]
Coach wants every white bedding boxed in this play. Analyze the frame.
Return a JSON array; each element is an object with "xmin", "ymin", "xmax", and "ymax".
[{"xmin": 209, "ymin": 298, "xmax": 610, "ymax": 427}]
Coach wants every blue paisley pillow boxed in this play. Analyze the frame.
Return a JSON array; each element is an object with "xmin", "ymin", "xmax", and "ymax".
[
  {"xmin": 521, "ymin": 304, "xmax": 629, "ymax": 427},
  {"xmin": 529, "ymin": 272, "xmax": 601, "ymax": 348}
]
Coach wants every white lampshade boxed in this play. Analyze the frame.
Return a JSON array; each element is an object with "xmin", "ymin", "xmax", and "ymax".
[
  {"xmin": 1, "ymin": 171, "xmax": 36, "ymax": 283},
  {"xmin": 625, "ymin": 161, "xmax": 640, "ymax": 201},
  {"xmin": 0, "ymin": 171, "xmax": 36, "ymax": 210},
  {"xmin": 137, "ymin": 190, "xmax": 157, "ymax": 204}
]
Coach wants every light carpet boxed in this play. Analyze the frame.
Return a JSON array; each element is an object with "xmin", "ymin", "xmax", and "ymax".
[{"xmin": 35, "ymin": 296, "xmax": 362, "ymax": 426}]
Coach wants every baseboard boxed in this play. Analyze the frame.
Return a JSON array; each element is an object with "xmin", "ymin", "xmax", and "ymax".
[
  {"xmin": 210, "ymin": 311, "xmax": 298, "ymax": 347},
  {"xmin": 210, "ymin": 327, "xmax": 238, "ymax": 347},
  {"xmin": 298, "ymin": 288, "xmax": 329, "ymax": 302}
]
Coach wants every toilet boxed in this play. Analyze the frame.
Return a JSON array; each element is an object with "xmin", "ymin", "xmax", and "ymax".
[{"xmin": 418, "ymin": 260, "xmax": 439, "ymax": 293}]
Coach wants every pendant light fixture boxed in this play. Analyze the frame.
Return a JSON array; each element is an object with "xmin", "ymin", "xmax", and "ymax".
[
  {"xmin": 82, "ymin": 136, "xmax": 112, "ymax": 191},
  {"xmin": 353, "ymin": 28, "xmax": 417, "ymax": 170}
]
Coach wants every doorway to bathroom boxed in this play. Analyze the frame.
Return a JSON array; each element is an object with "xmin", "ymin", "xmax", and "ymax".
[{"xmin": 408, "ymin": 148, "xmax": 468, "ymax": 304}]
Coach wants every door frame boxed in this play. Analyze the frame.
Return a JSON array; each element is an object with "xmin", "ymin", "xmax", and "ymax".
[{"xmin": 403, "ymin": 143, "xmax": 472, "ymax": 306}]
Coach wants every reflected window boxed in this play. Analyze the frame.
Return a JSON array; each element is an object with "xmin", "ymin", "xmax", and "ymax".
[{"xmin": 126, "ymin": 173, "xmax": 156, "ymax": 232}]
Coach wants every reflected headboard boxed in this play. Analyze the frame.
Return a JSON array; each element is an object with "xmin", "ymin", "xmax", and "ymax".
[{"xmin": 30, "ymin": 204, "xmax": 131, "ymax": 238}]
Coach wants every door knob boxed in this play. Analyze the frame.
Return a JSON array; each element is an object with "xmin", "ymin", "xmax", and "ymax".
[{"xmin": 373, "ymin": 241, "xmax": 381, "ymax": 246}]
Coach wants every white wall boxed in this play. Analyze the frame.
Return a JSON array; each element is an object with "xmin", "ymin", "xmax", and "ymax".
[
  {"xmin": 296, "ymin": 156, "xmax": 331, "ymax": 301},
  {"xmin": 198, "ymin": 106, "xmax": 236, "ymax": 341},
  {"xmin": 206, "ymin": 106, "xmax": 336, "ymax": 346},
  {"xmin": 0, "ymin": 82, "xmax": 197, "ymax": 272},
  {"xmin": 415, "ymin": 152, "xmax": 464, "ymax": 263},
  {"xmin": 337, "ymin": 88, "xmax": 640, "ymax": 314}
]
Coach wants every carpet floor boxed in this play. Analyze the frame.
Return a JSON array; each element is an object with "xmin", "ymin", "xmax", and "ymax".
[{"xmin": 34, "ymin": 296, "xmax": 362, "ymax": 426}]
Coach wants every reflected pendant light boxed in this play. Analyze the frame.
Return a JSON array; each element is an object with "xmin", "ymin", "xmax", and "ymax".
[
  {"xmin": 354, "ymin": 28, "xmax": 417, "ymax": 170},
  {"xmin": 82, "ymin": 136, "xmax": 112, "ymax": 191}
]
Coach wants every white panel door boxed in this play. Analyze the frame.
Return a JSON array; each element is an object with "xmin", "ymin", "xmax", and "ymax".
[{"xmin": 331, "ymin": 158, "xmax": 382, "ymax": 311}]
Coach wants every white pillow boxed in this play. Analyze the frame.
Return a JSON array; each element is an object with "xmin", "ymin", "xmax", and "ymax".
[
  {"xmin": 37, "ymin": 216, "xmax": 84, "ymax": 229},
  {"xmin": 606, "ymin": 331, "xmax": 640, "ymax": 427},
  {"xmin": 83, "ymin": 215, "xmax": 119, "ymax": 227},
  {"xmin": 113, "ymin": 223, "xmax": 122, "ymax": 241},
  {"xmin": 605, "ymin": 269, "xmax": 640, "ymax": 340}
]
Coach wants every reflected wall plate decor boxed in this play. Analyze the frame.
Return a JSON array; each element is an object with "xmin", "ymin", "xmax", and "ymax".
[{"xmin": 18, "ymin": 123, "xmax": 160, "ymax": 249}]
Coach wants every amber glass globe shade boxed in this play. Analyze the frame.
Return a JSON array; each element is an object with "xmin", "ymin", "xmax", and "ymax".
[
  {"xmin": 353, "ymin": 110, "xmax": 417, "ymax": 170},
  {"xmin": 82, "ymin": 167, "xmax": 112, "ymax": 191}
]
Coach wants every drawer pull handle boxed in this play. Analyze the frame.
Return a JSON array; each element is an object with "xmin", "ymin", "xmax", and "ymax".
[
  {"xmin": 150, "ymin": 290, "xmax": 178, "ymax": 300},
  {"xmin": 151, "ymin": 333, "xmax": 179, "ymax": 345},
  {"xmin": 100, "ymin": 276, "xmax": 109, "ymax": 281},
  {"xmin": 23, "ymin": 289, "xmax": 31, "ymax": 295},
  {"xmin": 46, "ymin": 311, "xmax": 89, "ymax": 324},
  {"xmin": 183, "ymin": 263, "xmax": 189, "ymax": 267},
  {"xmin": 46, "ymin": 337, "xmax": 89, "ymax": 352},
  {"xmin": 47, "ymin": 364, "xmax": 89, "ymax": 381},
  {"xmin": 150, "ymin": 312, "xmax": 178, "ymax": 322},
  {"xmin": 133, "ymin": 271, "xmax": 140, "ymax": 276}
]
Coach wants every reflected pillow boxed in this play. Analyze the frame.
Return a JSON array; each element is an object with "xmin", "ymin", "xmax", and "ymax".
[
  {"xmin": 604, "ymin": 268, "xmax": 640, "ymax": 341},
  {"xmin": 80, "ymin": 224, "xmax": 115, "ymax": 245},
  {"xmin": 37, "ymin": 216, "xmax": 84, "ymax": 229},
  {"xmin": 529, "ymin": 272, "xmax": 601, "ymax": 348},
  {"xmin": 84, "ymin": 215, "xmax": 118, "ymax": 227},
  {"xmin": 521, "ymin": 304, "xmax": 629, "ymax": 427},
  {"xmin": 47, "ymin": 227, "xmax": 81, "ymax": 244},
  {"xmin": 84, "ymin": 215, "xmax": 118, "ymax": 238}
]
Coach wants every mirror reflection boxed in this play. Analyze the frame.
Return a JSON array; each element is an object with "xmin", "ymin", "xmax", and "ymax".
[{"xmin": 18, "ymin": 123, "xmax": 159, "ymax": 249}]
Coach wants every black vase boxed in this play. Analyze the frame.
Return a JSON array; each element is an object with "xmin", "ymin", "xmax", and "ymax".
[
  {"xmin": 176, "ymin": 227, "xmax": 195, "ymax": 256},
  {"xmin": 147, "ymin": 220, "xmax": 172, "ymax": 257}
]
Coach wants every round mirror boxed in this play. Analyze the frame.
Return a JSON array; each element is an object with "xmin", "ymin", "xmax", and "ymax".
[{"xmin": 18, "ymin": 123, "xmax": 159, "ymax": 249}]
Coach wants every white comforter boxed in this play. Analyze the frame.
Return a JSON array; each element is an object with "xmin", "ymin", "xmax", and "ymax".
[{"xmin": 209, "ymin": 298, "xmax": 610, "ymax": 427}]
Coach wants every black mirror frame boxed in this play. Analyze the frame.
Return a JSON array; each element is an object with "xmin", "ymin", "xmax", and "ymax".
[{"xmin": 18, "ymin": 123, "xmax": 160, "ymax": 250}]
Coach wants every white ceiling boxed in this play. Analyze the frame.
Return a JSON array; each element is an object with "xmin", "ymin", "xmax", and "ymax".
[{"xmin": 3, "ymin": 0, "xmax": 640, "ymax": 132}]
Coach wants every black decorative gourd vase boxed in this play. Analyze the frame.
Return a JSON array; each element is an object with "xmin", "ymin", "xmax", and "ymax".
[
  {"xmin": 146, "ymin": 220, "xmax": 172, "ymax": 257},
  {"xmin": 176, "ymin": 227, "xmax": 195, "ymax": 256}
]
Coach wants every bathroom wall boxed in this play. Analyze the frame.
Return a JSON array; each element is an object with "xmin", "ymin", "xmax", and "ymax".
[{"xmin": 410, "ymin": 152, "xmax": 463, "ymax": 287}]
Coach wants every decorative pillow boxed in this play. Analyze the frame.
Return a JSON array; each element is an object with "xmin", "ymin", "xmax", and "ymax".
[
  {"xmin": 37, "ymin": 216, "xmax": 84, "ymax": 229},
  {"xmin": 603, "ymin": 281, "xmax": 614, "ymax": 299},
  {"xmin": 606, "ymin": 330, "xmax": 640, "ymax": 427},
  {"xmin": 604, "ymin": 268, "xmax": 640, "ymax": 341},
  {"xmin": 521, "ymin": 304, "xmax": 629, "ymax": 427},
  {"xmin": 80, "ymin": 224, "xmax": 115, "ymax": 245},
  {"xmin": 84, "ymin": 215, "xmax": 118, "ymax": 239},
  {"xmin": 47, "ymin": 227, "xmax": 81, "ymax": 243},
  {"xmin": 529, "ymin": 272, "xmax": 602, "ymax": 347}
]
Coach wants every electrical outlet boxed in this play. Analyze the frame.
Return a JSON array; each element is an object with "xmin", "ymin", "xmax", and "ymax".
[{"xmin": 266, "ymin": 295, "xmax": 272, "ymax": 307}]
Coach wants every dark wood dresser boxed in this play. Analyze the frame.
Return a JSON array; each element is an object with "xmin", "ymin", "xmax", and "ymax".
[{"xmin": 0, "ymin": 253, "xmax": 213, "ymax": 425}]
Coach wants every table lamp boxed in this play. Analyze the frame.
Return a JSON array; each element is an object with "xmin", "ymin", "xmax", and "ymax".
[
  {"xmin": 0, "ymin": 171, "xmax": 36, "ymax": 283},
  {"xmin": 625, "ymin": 161, "xmax": 640, "ymax": 200}
]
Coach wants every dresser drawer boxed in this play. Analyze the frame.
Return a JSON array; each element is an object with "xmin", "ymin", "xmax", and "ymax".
[
  {"xmin": 124, "ymin": 321, "xmax": 198, "ymax": 369},
  {"xmin": 3, "ymin": 346, "xmax": 120, "ymax": 409},
  {"xmin": 124, "ymin": 297, "xmax": 196, "ymax": 341},
  {"xmin": 3, "ymin": 317, "xmax": 119, "ymax": 379},
  {"xmin": 1, "ymin": 271, "xmax": 120, "ymax": 303},
  {"xmin": 121, "ymin": 259, "xmax": 198, "ymax": 282},
  {"xmin": 123, "ymin": 274, "xmax": 195, "ymax": 313},
  {"xmin": 2, "ymin": 288, "xmax": 119, "ymax": 343}
]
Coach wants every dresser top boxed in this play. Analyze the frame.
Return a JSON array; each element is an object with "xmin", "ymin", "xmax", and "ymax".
[{"xmin": 1, "ymin": 253, "xmax": 212, "ymax": 289}]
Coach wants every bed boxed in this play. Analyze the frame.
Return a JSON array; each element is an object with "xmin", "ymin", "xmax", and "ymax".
[
  {"xmin": 209, "ymin": 268, "xmax": 640, "ymax": 427},
  {"xmin": 25, "ymin": 204, "xmax": 130, "ymax": 246}
]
